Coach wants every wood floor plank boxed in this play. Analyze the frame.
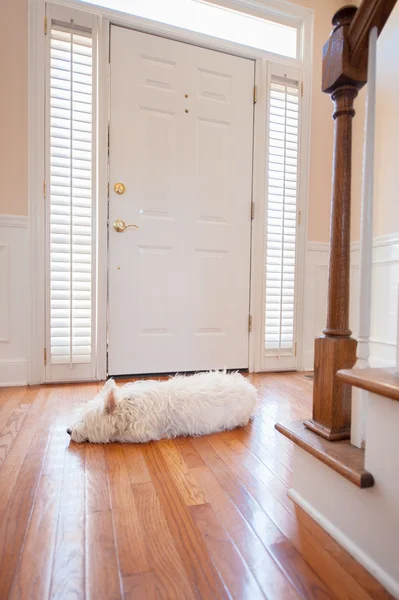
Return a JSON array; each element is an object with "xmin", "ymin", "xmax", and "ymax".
[
  {"xmin": 0, "ymin": 387, "xmax": 49, "ymax": 510},
  {"xmin": 7, "ymin": 385, "xmax": 72, "ymax": 600},
  {"xmin": 9, "ymin": 471, "xmax": 64, "ymax": 600},
  {"xmin": 191, "ymin": 463, "xmax": 301, "ymax": 600},
  {"xmin": 122, "ymin": 571, "xmax": 158, "ymax": 600},
  {"xmin": 142, "ymin": 442, "xmax": 230, "ymax": 599},
  {"xmin": 0, "ymin": 386, "xmax": 14, "ymax": 409},
  {"xmin": 174, "ymin": 436, "xmax": 206, "ymax": 468},
  {"xmin": 0, "ymin": 388, "xmax": 29, "ymax": 430},
  {"xmin": 277, "ymin": 516, "xmax": 374, "ymax": 600},
  {"xmin": 295, "ymin": 505, "xmax": 395, "ymax": 600},
  {"xmin": 0, "ymin": 451, "xmax": 47, "ymax": 599},
  {"xmin": 85, "ymin": 444, "xmax": 111, "ymax": 513},
  {"xmin": 122, "ymin": 443, "xmax": 152, "ymax": 485},
  {"xmin": 157, "ymin": 438, "xmax": 208, "ymax": 506},
  {"xmin": 208, "ymin": 434, "xmax": 374, "ymax": 600},
  {"xmin": 0, "ymin": 386, "xmax": 62, "ymax": 599},
  {"xmin": 0, "ymin": 373, "xmax": 393, "ymax": 600},
  {"xmin": 105, "ymin": 444, "xmax": 149, "ymax": 577},
  {"xmin": 86, "ymin": 510, "xmax": 122, "ymax": 600},
  {"xmin": 192, "ymin": 436, "xmax": 337, "ymax": 600},
  {"xmin": 132, "ymin": 481, "xmax": 196, "ymax": 600},
  {"xmin": 221, "ymin": 431, "xmax": 295, "ymax": 513},
  {"xmin": 190, "ymin": 502, "xmax": 265, "ymax": 599},
  {"xmin": 234, "ymin": 425, "xmax": 294, "ymax": 473},
  {"xmin": 49, "ymin": 445, "xmax": 86, "ymax": 600},
  {"xmin": 0, "ymin": 403, "xmax": 32, "ymax": 467}
]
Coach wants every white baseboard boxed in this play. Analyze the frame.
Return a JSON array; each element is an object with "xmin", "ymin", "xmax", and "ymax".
[
  {"xmin": 289, "ymin": 488, "xmax": 399, "ymax": 599},
  {"xmin": 0, "ymin": 359, "xmax": 28, "ymax": 387}
]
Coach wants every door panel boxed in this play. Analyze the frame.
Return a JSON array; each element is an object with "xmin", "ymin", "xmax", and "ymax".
[{"xmin": 108, "ymin": 26, "xmax": 254, "ymax": 375}]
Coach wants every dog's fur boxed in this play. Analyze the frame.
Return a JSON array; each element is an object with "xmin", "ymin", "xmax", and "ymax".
[{"xmin": 68, "ymin": 371, "xmax": 257, "ymax": 444}]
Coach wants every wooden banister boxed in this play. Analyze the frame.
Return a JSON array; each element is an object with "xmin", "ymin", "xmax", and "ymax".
[
  {"xmin": 349, "ymin": 0, "xmax": 398, "ymax": 65},
  {"xmin": 304, "ymin": 5, "xmax": 366, "ymax": 441},
  {"xmin": 304, "ymin": 0, "xmax": 397, "ymax": 442}
]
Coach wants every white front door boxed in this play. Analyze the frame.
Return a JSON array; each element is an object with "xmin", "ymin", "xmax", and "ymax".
[{"xmin": 108, "ymin": 26, "xmax": 254, "ymax": 375}]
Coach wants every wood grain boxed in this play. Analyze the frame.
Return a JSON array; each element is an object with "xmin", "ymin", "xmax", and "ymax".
[
  {"xmin": 86, "ymin": 510, "xmax": 122, "ymax": 600},
  {"xmin": 337, "ymin": 366, "xmax": 399, "ymax": 402},
  {"xmin": 348, "ymin": 0, "xmax": 398, "ymax": 65},
  {"xmin": 192, "ymin": 436, "xmax": 336, "ymax": 600},
  {"xmin": 0, "ymin": 387, "xmax": 49, "ymax": 509},
  {"xmin": 0, "ymin": 373, "xmax": 394, "ymax": 600},
  {"xmin": 191, "ymin": 463, "xmax": 301, "ymax": 599},
  {"xmin": 105, "ymin": 444, "xmax": 149, "ymax": 576},
  {"xmin": 9, "ymin": 472, "xmax": 64, "ymax": 600},
  {"xmin": 276, "ymin": 420, "xmax": 374, "ymax": 488},
  {"xmin": 308, "ymin": 4, "xmax": 366, "ymax": 442},
  {"xmin": 122, "ymin": 443, "xmax": 152, "ymax": 484},
  {"xmin": 49, "ymin": 447, "xmax": 86, "ymax": 600},
  {"xmin": 132, "ymin": 481, "xmax": 196, "ymax": 600},
  {"xmin": 142, "ymin": 442, "xmax": 229, "ymax": 599},
  {"xmin": 189, "ymin": 502, "xmax": 265, "ymax": 599},
  {"xmin": 157, "ymin": 438, "xmax": 208, "ymax": 506}
]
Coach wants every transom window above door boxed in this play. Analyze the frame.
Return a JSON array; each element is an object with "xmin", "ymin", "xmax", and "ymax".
[{"xmin": 78, "ymin": 0, "xmax": 299, "ymax": 58}]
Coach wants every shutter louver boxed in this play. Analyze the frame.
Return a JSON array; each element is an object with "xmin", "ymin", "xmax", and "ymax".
[
  {"xmin": 265, "ymin": 80, "xmax": 299, "ymax": 354},
  {"xmin": 49, "ymin": 26, "xmax": 93, "ymax": 366}
]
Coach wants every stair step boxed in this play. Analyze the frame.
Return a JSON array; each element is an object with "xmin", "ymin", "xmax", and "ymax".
[{"xmin": 275, "ymin": 420, "xmax": 374, "ymax": 488}]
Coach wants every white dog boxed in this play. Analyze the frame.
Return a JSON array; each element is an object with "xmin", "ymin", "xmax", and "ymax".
[{"xmin": 67, "ymin": 371, "xmax": 257, "ymax": 444}]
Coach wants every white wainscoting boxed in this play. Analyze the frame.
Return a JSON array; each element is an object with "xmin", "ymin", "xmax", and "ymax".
[
  {"xmin": 0, "ymin": 215, "xmax": 29, "ymax": 386},
  {"xmin": 303, "ymin": 234, "xmax": 399, "ymax": 371}
]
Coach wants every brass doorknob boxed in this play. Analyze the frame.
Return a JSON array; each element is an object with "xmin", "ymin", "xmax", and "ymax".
[
  {"xmin": 113, "ymin": 220, "xmax": 139, "ymax": 233},
  {"xmin": 114, "ymin": 182, "xmax": 126, "ymax": 195}
]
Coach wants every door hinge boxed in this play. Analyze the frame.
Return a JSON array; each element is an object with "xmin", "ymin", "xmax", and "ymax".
[
  {"xmin": 43, "ymin": 180, "xmax": 47, "ymax": 198},
  {"xmin": 294, "ymin": 342, "xmax": 297, "ymax": 357},
  {"xmin": 297, "ymin": 210, "xmax": 301, "ymax": 226},
  {"xmin": 44, "ymin": 16, "xmax": 48, "ymax": 35},
  {"xmin": 253, "ymin": 85, "xmax": 257, "ymax": 104},
  {"xmin": 251, "ymin": 202, "xmax": 255, "ymax": 220},
  {"xmin": 248, "ymin": 315, "xmax": 252, "ymax": 333},
  {"xmin": 44, "ymin": 348, "xmax": 47, "ymax": 365},
  {"xmin": 300, "ymin": 81, "xmax": 304, "ymax": 97}
]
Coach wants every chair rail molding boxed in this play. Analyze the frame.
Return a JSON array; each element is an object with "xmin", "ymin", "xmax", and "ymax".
[{"xmin": 0, "ymin": 215, "xmax": 28, "ymax": 228}]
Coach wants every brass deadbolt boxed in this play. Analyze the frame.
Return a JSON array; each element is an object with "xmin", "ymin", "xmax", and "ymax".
[{"xmin": 114, "ymin": 182, "xmax": 126, "ymax": 195}]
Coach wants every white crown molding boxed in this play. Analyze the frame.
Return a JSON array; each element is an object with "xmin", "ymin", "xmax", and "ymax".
[{"xmin": 0, "ymin": 215, "xmax": 28, "ymax": 228}]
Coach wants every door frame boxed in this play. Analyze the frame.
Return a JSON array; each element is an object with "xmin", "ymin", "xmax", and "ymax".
[{"xmin": 28, "ymin": 0, "xmax": 313, "ymax": 383}]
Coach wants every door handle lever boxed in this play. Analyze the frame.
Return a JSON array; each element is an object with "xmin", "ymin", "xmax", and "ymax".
[{"xmin": 113, "ymin": 220, "xmax": 139, "ymax": 233}]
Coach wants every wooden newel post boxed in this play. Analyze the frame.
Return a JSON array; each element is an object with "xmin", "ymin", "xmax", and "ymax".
[{"xmin": 305, "ymin": 5, "xmax": 367, "ymax": 441}]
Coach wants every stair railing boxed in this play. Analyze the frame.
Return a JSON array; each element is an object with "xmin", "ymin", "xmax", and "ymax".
[{"xmin": 304, "ymin": 0, "xmax": 397, "ymax": 442}]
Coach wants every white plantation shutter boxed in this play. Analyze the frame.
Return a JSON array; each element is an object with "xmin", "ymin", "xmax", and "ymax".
[
  {"xmin": 265, "ymin": 79, "xmax": 299, "ymax": 358},
  {"xmin": 46, "ymin": 21, "xmax": 96, "ymax": 379}
]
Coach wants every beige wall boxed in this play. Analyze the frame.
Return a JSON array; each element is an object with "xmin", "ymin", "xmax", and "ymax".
[
  {"xmin": 290, "ymin": 0, "xmax": 343, "ymax": 242},
  {"xmin": 0, "ymin": 0, "xmax": 339, "ymax": 241},
  {"xmin": 372, "ymin": 2, "xmax": 399, "ymax": 237},
  {"xmin": 0, "ymin": 0, "xmax": 28, "ymax": 216}
]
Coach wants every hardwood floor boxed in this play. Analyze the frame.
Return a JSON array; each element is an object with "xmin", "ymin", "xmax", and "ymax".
[{"xmin": 0, "ymin": 373, "xmax": 393, "ymax": 600}]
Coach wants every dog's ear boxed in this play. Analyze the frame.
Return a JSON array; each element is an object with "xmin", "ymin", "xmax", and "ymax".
[{"xmin": 103, "ymin": 379, "xmax": 118, "ymax": 413}]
